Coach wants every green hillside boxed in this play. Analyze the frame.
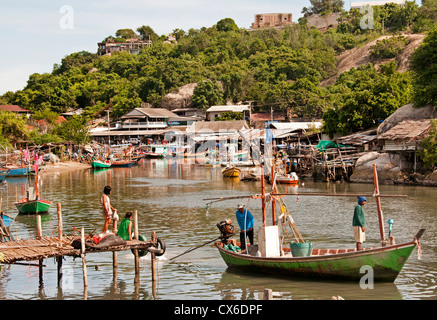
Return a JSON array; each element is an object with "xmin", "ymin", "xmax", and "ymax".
[{"xmin": 1, "ymin": 0, "xmax": 436, "ymax": 147}]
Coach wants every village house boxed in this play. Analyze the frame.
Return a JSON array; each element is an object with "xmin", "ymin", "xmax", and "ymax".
[
  {"xmin": 377, "ymin": 119, "xmax": 432, "ymax": 172},
  {"xmin": 0, "ymin": 105, "xmax": 31, "ymax": 118},
  {"xmin": 90, "ymin": 107, "xmax": 195, "ymax": 145},
  {"xmin": 205, "ymin": 105, "xmax": 251, "ymax": 122}
]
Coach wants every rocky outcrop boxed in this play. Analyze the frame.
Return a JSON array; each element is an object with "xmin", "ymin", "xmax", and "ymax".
[
  {"xmin": 350, "ymin": 151, "xmax": 437, "ymax": 186},
  {"xmin": 160, "ymin": 83, "xmax": 197, "ymax": 110}
]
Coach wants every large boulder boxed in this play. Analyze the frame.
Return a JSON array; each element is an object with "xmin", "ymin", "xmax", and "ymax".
[
  {"xmin": 377, "ymin": 103, "xmax": 436, "ymax": 135},
  {"xmin": 160, "ymin": 83, "xmax": 197, "ymax": 110}
]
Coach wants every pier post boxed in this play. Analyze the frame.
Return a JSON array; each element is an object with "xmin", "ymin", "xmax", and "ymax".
[
  {"xmin": 112, "ymin": 213, "xmax": 118, "ymax": 278},
  {"xmin": 151, "ymin": 230, "xmax": 157, "ymax": 282},
  {"xmin": 36, "ymin": 214, "xmax": 42, "ymax": 239},
  {"xmin": 80, "ymin": 227, "xmax": 88, "ymax": 288},
  {"xmin": 133, "ymin": 210, "xmax": 140, "ymax": 281},
  {"xmin": 57, "ymin": 203, "xmax": 63, "ymax": 244}
]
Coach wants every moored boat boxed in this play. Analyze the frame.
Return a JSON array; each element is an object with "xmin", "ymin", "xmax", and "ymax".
[
  {"xmin": 15, "ymin": 198, "xmax": 52, "ymax": 214},
  {"xmin": 276, "ymin": 172, "xmax": 299, "ymax": 184},
  {"xmin": 91, "ymin": 160, "xmax": 111, "ymax": 169},
  {"xmin": 111, "ymin": 159, "xmax": 136, "ymax": 167},
  {"xmin": 222, "ymin": 166, "xmax": 241, "ymax": 177}
]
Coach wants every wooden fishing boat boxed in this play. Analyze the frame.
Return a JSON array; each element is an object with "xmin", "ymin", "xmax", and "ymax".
[
  {"xmin": 111, "ymin": 159, "xmax": 136, "ymax": 167},
  {"xmin": 222, "ymin": 166, "xmax": 241, "ymax": 177},
  {"xmin": 215, "ymin": 230, "xmax": 424, "ymax": 282},
  {"xmin": 15, "ymin": 197, "xmax": 52, "ymax": 214},
  {"xmin": 14, "ymin": 167, "xmax": 52, "ymax": 215},
  {"xmin": 91, "ymin": 160, "xmax": 111, "ymax": 169},
  {"xmin": 276, "ymin": 172, "xmax": 299, "ymax": 185},
  {"xmin": 211, "ymin": 164, "xmax": 425, "ymax": 282}
]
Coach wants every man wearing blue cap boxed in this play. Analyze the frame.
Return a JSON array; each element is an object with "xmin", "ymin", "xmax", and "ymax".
[{"xmin": 353, "ymin": 196, "xmax": 366, "ymax": 250}]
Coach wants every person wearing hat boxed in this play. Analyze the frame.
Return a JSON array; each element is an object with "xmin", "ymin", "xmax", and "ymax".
[
  {"xmin": 236, "ymin": 203, "xmax": 255, "ymax": 251},
  {"xmin": 353, "ymin": 196, "xmax": 366, "ymax": 250}
]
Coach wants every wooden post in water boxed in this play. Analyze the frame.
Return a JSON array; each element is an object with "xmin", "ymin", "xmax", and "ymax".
[
  {"xmin": 151, "ymin": 231, "xmax": 157, "ymax": 282},
  {"xmin": 373, "ymin": 164, "xmax": 387, "ymax": 247},
  {"xmin": 133, "ymin": 210, "xmax": 140, "ymax": 281},
  {"xmin": 80, "ymin": 227, "xmax": 88, "ymax": 288},
  {"xmin": 112, "ymin": 212, "xmax": 118, "ymax": 269},
  {"xmin": 57, "ymin": 203, "xmax": 63, "ymax": 285},
  {"xmin": 36, "ymin": 214, "xmax": 42, "ymax": 239}
]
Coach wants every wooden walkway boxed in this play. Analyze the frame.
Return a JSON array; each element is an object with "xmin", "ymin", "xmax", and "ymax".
[
  {"xmin": 0, "ymin": 235, "xmax": 156, "ymax": 264},
  {"xmin": 0, "ymin": 205, "xmax": 164, "ymax": 294}
]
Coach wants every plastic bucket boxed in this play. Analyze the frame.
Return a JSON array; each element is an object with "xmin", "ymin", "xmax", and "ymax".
[{"xmin": 290, "ymin": 240, "xmax": 313, "ymax": 257}]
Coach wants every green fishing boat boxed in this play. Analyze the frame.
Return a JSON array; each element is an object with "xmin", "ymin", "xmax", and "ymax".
[
  {"xmin": 91, "ymin": 160, "xmax": 111, "ymax": 169},
  {"xmin": 15, "ymin": 198, "xmax": 52, "ymax": 214},
  {"xmin": 215, "ymin": 230, "xmax": 424, "ymax": 282},
  {"xmin": 210, "ymin": 161, "xmax": 425, "ymax": 282}
]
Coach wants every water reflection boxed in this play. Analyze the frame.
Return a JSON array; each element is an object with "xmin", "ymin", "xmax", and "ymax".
[{"xmin": 0, "ymin": 158, "xmax": 436, "ymax": 300}]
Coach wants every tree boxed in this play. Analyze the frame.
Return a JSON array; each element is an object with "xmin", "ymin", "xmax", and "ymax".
[
  {"xmin": 216, "ymin": 18, "xmax": 238, "ymax": 32},
  {"xmin": 302, "ymin": 0, "xmax": 345, "ymax": 17},
  {"xmin": 54, "ymin": 115, "xmax": 91, "ymax": 144},
  {"xmin": 0, "ymin": 111, "xmax": 29, "ymax": 146},
  {"xmin": 191, "ymin": 80, "xmax": 223, "ymax": 110},
  {"xmin": 410, "ymin": 27, "xmax": 437, "ymax": 107},
  {"xmin": 115, "ymin": 28, "xmax": 137, "ymax": 39},
  {"xmin": 136, "ymin": 25, "xmax": 159, "ymax": 42},
  {"xmin": 419, "ymin": 119, "xmax": 437, "ymax": 168}
]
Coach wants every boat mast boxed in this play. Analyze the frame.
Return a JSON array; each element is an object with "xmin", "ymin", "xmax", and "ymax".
[{"xmin": 373, "ymin": 164, "xmax": 387, "ymax": 246}]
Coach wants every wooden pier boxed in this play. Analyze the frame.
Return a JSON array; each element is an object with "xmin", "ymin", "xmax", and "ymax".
[{"xmin": 0, "ymin": 204, "xmax": 165, "ymax": 298}]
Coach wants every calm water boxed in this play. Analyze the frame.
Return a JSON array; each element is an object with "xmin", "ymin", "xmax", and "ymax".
[{"xmin": 0, "ymin": 158, "xmax": 436, "ymax": 300}]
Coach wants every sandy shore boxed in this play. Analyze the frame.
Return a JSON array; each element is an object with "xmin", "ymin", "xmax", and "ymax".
[{"xmin": 40, "ymin": 161, "xmax": 92, "ymax": 173}]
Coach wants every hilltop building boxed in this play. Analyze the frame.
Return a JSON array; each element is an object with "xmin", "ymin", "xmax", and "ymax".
[
  {"xmin": 251, "ymin": 13, "xmax": 293, "ymax": 29},
  {"xmin": 97, "ymin": 37, "xmax": 152, "ymax": 56}
]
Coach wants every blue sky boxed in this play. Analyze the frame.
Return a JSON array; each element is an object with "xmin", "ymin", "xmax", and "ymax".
[{"xmin": 0, "ymin": 0, "xmax": 408, "ymax": 95}]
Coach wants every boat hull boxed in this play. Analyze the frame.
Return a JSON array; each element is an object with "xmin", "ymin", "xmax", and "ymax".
[
  {"xmin": 0, "ymin": 169, "xmax": 9, "ymax": 181},
  {"xmin": 215, "ymin": 241, "xmax": 418, "ymax": 282},
  {"xmin": 91, "ymin": 161, "xmax": 111, "ymax": 169},
  {"xmin": 222, "ymin": 167, "xmax": 241, "ymax": 177},
  {"xmin": 6, "ymin": 167, "xmax": 30, "ymax": 177},
  {"xmin": 15, "ymin": 199, "xmax": 52, "ymax": 214},
  {"xmin": 111, "ymin": 160, "xmax": 136, "ymax": 167}
]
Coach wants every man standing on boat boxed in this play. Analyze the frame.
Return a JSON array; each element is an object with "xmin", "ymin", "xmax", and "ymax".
[
  {"xmin": 353, "ymin": 196, "xmax": 366, "ymax": 250},
  {"xmin": 236, "ymin": 203, "xmax": 255, "ymax": 251}
]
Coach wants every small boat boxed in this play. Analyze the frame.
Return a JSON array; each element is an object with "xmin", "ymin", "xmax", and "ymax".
[
  {"xmin": 91, "ymin": 160, "xmax": 111, "ymax": 169},
  {"xmin": 222, "ymin": 166, "xmax": 241, "ymax": 177},
  {"xmin": 14, "ymin": 169, "xmax": 52, "ymax": 215},
  {"xmin": 0, "ymin": 169, "xmax": 10, "ymax": 182},
  {"xmin": 15, "ymin": 197, "xmax": 52, "ymax": 214},
  {"xmin": 111, "ymin": 159, "xmax": 136, "ymax": 167},
  {"xmin": 276, "ymin": 172, "xmax": 299, "ymax": 185}
]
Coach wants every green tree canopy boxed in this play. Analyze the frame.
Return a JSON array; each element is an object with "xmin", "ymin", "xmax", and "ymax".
[{"xmin": 410, "ymin": 27, "xmax": 437, "ymax": 107}]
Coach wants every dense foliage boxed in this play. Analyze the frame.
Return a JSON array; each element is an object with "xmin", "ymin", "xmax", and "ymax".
[{"xmin": 0, "ymin": 1, "xmax": 436, "ymax": 147}]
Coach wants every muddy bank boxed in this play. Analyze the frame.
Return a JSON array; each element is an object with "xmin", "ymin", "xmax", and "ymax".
[
  {"xmin": 349, "ymin": 152, "xmax": 437, "ymax": 186},
  {"xmin": 40, "ymin": 161, "xmax": 91, "ymax": 173}
]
